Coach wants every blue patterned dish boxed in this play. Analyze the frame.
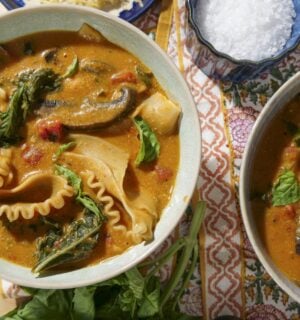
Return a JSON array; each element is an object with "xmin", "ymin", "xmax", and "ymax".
[
  {"xmin": 0, "ymin": 0, "xmax": 155, "ymax": 21},
  {"xmin": 187, "ymin": 0, "xmax": 300, "ymax": 82}
]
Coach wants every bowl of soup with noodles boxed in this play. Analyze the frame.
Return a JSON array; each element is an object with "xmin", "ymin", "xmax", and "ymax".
[
  {"xmin": 240, "ymin": 72, "xmax": 300, "ymax": 303},
  {"xmin": 0, "ymin": 5, "xmax": 200, "ymax": 288}
]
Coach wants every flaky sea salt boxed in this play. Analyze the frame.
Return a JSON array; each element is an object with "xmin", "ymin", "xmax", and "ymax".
[{"xmin": 196, "ymin": 0, "xmax": 296, "ymax": 61}]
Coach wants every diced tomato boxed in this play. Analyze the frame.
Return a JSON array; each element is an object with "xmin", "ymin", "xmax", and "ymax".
[
  {"xmin": 37, "ymin": 120, "xmax": 64, "ymax": 142},
  {"xmin": 155, "ymin": 165, "xmax": 173, "ymax": 182},
  {"xmin": 111, "ymin": 71, "xmax": 137, "ymax": 84},
  {"xmin": 22, "ymin": 144, "xmax": 43, "ymax": 166},
  {"xmin": 284, "ymin": 205, "xmax": 296, "ymax": 220}
]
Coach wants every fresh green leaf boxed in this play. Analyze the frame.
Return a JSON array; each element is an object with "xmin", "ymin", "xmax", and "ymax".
[
  {"xmin": 72, "ymin": 287, "xmax": 97, "ymax": 320},
  {"xmin": 62, "ymin": 56, "xmax": 79, "ymax": 79},
  {"xmin": 55, "ymin": 164, "xmax": 105, "ymax": 219},
  {"xmin": 272, "ymin": 169, "xmax": 300, "ymax": 206},
  {"xmin": 53, "ymin": 141, "xmax": 76, "ymax": 161},
  {"xmin": 134, "ymin": 116, "xmax": 160, "ymax": 166},
  {"xmin": 137, "ymin": 277, "xmax": 160, "ymax": 318},
  {"xmin": 4, "ymin": 289, "xmax": 73, "ymax": 320},
  {"xmin": 125, "ymin": 267, "xmax": 145, "ymax": 301},
  {"xmin": 55, "ymin": 164, "xmax": 82, "ymax": 195},
  {"xmin": 0, "ymin": 68, "xmax": 61, "ymax": 147}
]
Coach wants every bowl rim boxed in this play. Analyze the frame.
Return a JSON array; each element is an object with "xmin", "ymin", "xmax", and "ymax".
[
  {"xmin": 240, "ymin": 71, "xmax": 300, "ymax": 303},
  {"xmin": 0, "ymin": 4, "xmax": 201, "ymax": 289},
  {"xmin": 186, "ymin": 0, "xmax": 300, "ymax": 66}
]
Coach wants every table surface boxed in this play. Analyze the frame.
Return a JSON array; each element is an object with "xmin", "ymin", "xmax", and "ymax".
[{"xmin": 1, "ymin": 1, "xmax": 300, "ymax": 319}]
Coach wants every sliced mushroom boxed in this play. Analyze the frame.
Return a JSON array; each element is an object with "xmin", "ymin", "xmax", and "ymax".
[
  {"xmin": 80, "ymin": 59, "xmax": 114, "ymax": 74},
  {"xmin": 61, "ymin": 86, "xmax": 137, "ymax": 130}
]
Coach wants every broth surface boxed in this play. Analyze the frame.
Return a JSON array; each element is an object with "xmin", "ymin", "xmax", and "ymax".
[
  {"xmin": 0, "ymin": 29, "xmax": 180, "ymax": 271},
  {"xmin": 251, "ymin": 94, "xmax": 300, "ymax": 284}
]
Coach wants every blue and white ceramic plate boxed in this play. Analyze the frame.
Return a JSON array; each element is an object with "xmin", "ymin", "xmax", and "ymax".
[{"xmin": 0, "ymin": 0, "xmax": 155, "ymax": 21}]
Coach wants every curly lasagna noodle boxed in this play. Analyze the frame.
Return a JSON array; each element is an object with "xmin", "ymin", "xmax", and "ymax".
[{"xmin": 0, "ymin": 25, "xmax": 180, "ymax": 274}]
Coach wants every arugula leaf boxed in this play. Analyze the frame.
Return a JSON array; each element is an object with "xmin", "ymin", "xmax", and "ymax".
[
  {"xmin": 53, "ymin": 141, "xmax": 76, "ymax": 161},
  {"xmin": 62, "ymin": 56, "xmax": 79, "ymax": 79},
  {"xmin": 134, "ymin": 116, "xmax": 160, "ymax": 166},
  {"xmin": 272, "ymin": 169, "xmax": 300, "ymax": 206}
]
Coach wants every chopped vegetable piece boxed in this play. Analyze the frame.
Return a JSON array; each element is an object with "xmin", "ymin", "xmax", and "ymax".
[
  {"xmin": 155, "ymin": 165, "xmax": 173, "ymax": 182},
  {"xmin": 134, "ymin": 116, "xmax": 160, "ymax": 166},
  {"xmin": 37, "ymin": 119, "xmax": 64, "ymax": 142},
  {"xmin": 111, "ymin": 71, "xmax": 137, "ymax": 84},
  {"xmin": 21, "ymin": 144, "xmax": 43, "ymax": 166}
]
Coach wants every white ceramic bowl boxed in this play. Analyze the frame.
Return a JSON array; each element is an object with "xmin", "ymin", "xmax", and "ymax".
[
  {"xmin": 240, "ymin": 72, "xmax": 300, "ymax": 303},
  {"xmin": 0, "ymin": 5, "xmax": 201, "ymax": 289}
]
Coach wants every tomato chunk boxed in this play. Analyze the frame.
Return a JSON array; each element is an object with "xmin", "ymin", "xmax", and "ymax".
[
  {"xmin": 111, "ymin": 71, "xmax": 137, "ymax": 84},
  {"xmin": 22, "ymin": 144, "xmax": 43, "ymax": 166},
  {"xmin": 155, "ymin": 165, "xmax": 173, "ymax": 182},
  {"xmin": 37, "ymin": 120, "xmax": 64, "ymax": 142}
]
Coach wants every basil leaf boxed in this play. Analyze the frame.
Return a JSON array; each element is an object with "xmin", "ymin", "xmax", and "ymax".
[
  {"xmin": 9, "ymin": 290, "xmax": 73, "ymax": 320},
  {"xmin": 272, "ymin": 169, "xmax": 300, "ymax": 206},
  {"xmin": 53, "ymin": 141, "xmax": 76, "ymax": 161},
  {"xmin": 134, "ymin": 116, "xmax": 160, "ymax": 166},
  {"xmin": 137, "ymin": 277, "xmax": 160, "ymax": 317},
  {"xmin": 72, "ymin": 287, "xmax": 97, "ymax": 320}
]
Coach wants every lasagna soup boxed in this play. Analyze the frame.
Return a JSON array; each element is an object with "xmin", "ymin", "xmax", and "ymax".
[
  {"xmin": 251, "ymin": 94, "xmax": 300, "ymax": 284},
  {"xmin": 0, "ymin": 25, "xmax": 180, "ymax": 275}
]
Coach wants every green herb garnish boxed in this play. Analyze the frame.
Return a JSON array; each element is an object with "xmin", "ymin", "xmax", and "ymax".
[
  {"xmin": 52, "ymin": 141, "xmax": 76, "ymax": 161},
  {"xmin": 62, "ymin": 56, "xmax": 79, "ymax": 79},
  {"xmin": 272, "ymin": 169, "xmax": 300, "ymax": 206},
  {"xmin": 134, "ymin": 116, "xmax": 160, "ymax": 166}
]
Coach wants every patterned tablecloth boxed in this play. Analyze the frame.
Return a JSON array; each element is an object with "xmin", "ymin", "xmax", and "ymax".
[{"xmin": 1, "ymin": 1, "xmax": 300, "ymax": 319}]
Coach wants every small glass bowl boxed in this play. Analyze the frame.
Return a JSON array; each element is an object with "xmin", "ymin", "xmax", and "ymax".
[{"xmin": 186, "ymin": 0, "xmax": 300, "ymax": 82}]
